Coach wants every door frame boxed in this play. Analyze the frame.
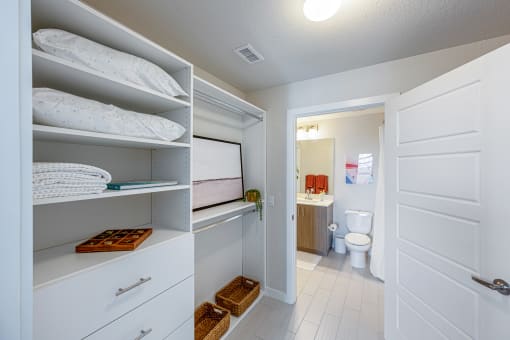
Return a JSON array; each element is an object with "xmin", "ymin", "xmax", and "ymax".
[
  {"xmin": 1, "ymin": 0, "xmax": 33, "ymax": 339},
  {"xmin": 285, "ymin": 94, "xmax": 397, "ymax": 304}
]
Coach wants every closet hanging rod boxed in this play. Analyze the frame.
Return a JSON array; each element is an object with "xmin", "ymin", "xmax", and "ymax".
[
  {"xmin": 192, "ymin": 209, "xmax": 256, "ymax": 234},
  {"xmin": 194, "ymin": 90, "xmax": 264, "ymax": 122}
]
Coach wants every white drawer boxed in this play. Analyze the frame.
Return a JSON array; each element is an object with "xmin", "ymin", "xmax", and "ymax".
[
  {"xmin": 34, "ymin": 233, "xmax": 193, "ymax": 340},
  {"xmin": 164, "ymin": 317, "xmax": 193, "ymax": 340},
  {"xmin": 86, "ymin": 276, "xmax": 194, "ymax": 340}
]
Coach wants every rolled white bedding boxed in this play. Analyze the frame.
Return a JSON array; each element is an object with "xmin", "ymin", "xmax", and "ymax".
[
  {"xmin": 33, "ymin": 162, "xmax": 112, "ymax": 199},
  {"xmin": 33, "ymin": 88, "xmax": 186, "ymax": 142},
  {"xmin": 33, "ymin": 186, "xmax": 107, "ymax": 199},
  {"xmin": 33, "ymin": 162, "xmax": 112, "ymax": 182}
]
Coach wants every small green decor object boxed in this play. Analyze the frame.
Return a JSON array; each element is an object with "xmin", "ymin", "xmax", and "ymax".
[{"xmin": 244, "ymin": 189, "xmax": 263, "ymax": 221}]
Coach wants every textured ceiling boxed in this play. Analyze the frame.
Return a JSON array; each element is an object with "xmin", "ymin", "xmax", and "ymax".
[{"xmin": 84, "ymin": 0, "xmax": 510, "ymax": 92}]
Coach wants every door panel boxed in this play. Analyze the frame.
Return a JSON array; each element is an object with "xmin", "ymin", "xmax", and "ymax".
[
  {"xmin": 397, "ymin": 81, "xmax": 480, "ymax": 144},
  {"xmin": 386, "ymin": 43, "xmax": 510, "ymax": 340},
  {"xmin": 479, "ymin": 42, "xmax": 510, "ymax": 340},
  {"xmin": 398, "ymin": 153, "xmax": 480, "ymax": 201},
  {"xmin": 398, "ymin": 252, "xmax": 477, "ymax": 336},
  {"xmin": 399, "ymin": 205, "xmax": 479, "ymax": 270},
  {"xmin": 397, "ymin": 298, "xmax": 449, "ymax": 340}
]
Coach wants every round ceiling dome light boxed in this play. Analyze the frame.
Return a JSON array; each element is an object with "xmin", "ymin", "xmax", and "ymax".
[{"xmin": 303, "ymin": 0, "xmax": 342, "ymax": 22}]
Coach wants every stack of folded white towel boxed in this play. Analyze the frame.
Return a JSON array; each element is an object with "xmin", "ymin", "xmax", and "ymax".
[{"xmin": 33, "ymin": 162, "xmax": 112, "ymax": 199}]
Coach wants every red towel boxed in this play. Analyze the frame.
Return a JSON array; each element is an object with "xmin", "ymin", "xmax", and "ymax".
[
  {"xmin": 315, "ymin": 174, "xmax": 328, "ymax": 194},
  {"xmin": 305, "ymin": 175, "xmax": 315, "ymax": 191}
]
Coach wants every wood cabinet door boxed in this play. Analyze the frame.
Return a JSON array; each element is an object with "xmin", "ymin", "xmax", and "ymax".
[
  {"xmin": 297, "ymin": 204, "xmax": 333, "ymax": 255},
  {"xmin": 306, "ymin": 205, "xmax": 317, "ymax": 251},
  {"xmin": 296, "ymin": 204, "xmax": 304, "ymax": 249},
  {"xmin": 316, "ymin": 206, "xmax": 328, "ymax": 255},
  {"xmin": 297, "ymin": 204, "xmax": 314, "ymax": 251}
]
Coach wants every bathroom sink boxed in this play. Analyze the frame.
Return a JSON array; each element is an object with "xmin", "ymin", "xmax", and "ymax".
[
  {"xmin": 297, "ymin": 197, "xmax": 320, "ymax": 203},
  {"xmin": 297, "ymin": 197, "xmax": 334, "ymax": 207}
]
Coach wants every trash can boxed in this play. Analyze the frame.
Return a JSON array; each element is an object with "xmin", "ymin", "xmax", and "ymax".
[
  {"xmin": 333, "ymin": 224, "xmax": 348, "ymax": 254},
  {"xmin": 335, "ymin": 235, "xmax": 346, "ymax": 254}
]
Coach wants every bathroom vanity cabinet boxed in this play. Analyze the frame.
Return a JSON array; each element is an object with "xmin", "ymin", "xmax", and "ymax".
[{"xmin": 297, "ymin": 203, "xmax": 333, "ymax": 256}]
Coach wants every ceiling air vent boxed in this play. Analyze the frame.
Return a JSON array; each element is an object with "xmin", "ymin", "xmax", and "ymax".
[{"xmin": 234, "ymin": 44, "xmax": 264, "ymax": 64}]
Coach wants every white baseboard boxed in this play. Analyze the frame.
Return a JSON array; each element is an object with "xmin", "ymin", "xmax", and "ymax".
[{"xmin": 264, "ymin": 287, "xmax": 291, "ymax": 303}]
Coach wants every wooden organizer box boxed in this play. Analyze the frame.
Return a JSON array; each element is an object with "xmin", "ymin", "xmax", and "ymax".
[{"xmin": 75, "ymin": 228, "xmax": 153, "ymax": 253}]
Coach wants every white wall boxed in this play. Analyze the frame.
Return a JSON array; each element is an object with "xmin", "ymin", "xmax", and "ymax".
[
  {"xmin": 310, "ymin": 114, "xmax": 384, "ymax": 228},
  {"xmin": 297, "ymin": 139, "xmax": 334, "ymax": 194},
  {"xmin": 247, "ymin": 34, "xmax": 510, "ymax": 295}
]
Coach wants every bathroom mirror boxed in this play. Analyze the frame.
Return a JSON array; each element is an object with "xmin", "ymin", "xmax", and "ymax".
[
  {"xmin": 296, "ymin": 138, "xmax": 334, "ymax": 194},
  {"xmin": 345, "ymin": 153, "xmax": 374, "ymax": 184}
]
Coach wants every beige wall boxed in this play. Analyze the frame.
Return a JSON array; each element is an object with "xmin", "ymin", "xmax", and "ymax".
[
  {"xmin": 247, "ymin": 34, "xmax": 510, "ymax": 294},
  {"xmin": 297, "ymin": 139, "xmax": 334, "ymax": 194}
]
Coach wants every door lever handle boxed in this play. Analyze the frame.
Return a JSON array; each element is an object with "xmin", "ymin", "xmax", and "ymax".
[{"xmin": 472, "ymin": 276, "xmax": 510, "ymax": 296}]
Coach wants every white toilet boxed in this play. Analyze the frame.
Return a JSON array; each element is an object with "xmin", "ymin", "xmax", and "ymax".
[{"xmin": 344, "ymin": 210, "xmax": 373, "ymax": 269}]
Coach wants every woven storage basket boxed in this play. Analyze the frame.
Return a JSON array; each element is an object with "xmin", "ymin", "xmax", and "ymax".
[
  {"xmin": 215, "ymin": 276, "xmax": 260, "ymax": 317},
  {"xmin": 195, "ymin": 302, "xmax": 230, "ymax": 340}
]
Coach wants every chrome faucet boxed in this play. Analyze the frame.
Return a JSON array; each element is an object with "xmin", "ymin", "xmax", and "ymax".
[{"xmin": 305, "ymin": 188, "xmax": 314, "ymax": 200}]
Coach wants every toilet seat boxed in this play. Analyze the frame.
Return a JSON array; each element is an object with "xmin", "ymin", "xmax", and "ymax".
[{"xmin": 345, "ymin": 233, "xmax": 370, "ymax": 246}]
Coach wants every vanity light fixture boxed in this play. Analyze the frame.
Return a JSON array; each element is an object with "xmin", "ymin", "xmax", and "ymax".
[
  {"xmin": 303, "ymin": 0, "xmax": 342, "ymax": 22},
  {"xmin": 297, "ymin": 123, "xmax": 319, "ymax": 140}
]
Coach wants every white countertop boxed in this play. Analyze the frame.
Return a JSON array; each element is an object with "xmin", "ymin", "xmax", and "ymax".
[{"xmin": 296, "ymin": 193, "xmax": 334, "ymax": 207}]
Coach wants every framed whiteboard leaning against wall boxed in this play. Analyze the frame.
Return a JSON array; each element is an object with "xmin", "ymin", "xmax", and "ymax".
[{"xmin": 192, "ymin": 136, "xmax": 244, "ymax": 210}]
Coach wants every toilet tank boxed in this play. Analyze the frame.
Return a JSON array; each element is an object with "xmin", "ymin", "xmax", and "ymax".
[{"xmin": 345, "ymin": 210, "xmax": 373, "ymax": 234}]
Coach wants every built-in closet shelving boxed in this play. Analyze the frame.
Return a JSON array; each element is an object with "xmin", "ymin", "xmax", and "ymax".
[
  {"xmin": 192, "ymin": 201, "xmax": 256, "ymax": 231},
  {"xmin": 32, "ymin": 49, "xmax": 191, "ymax": 112},
  {"xmin": 192, "ymin": 76, "xmax": 267, "ymax": 338},
  {"xmin": 33, "ymin": 124, "xmax": 191, "ymax": 149},
  {"xmin": 34, "ymin": 228, "xmax": 188, "ymax": 288},
  {"xmin": 33, "ymin": 184, "xmax": 190, "ymax": 206},
  {"xmin": 194, "ymin": 75, "xmax": 265, "ymax": 128},
  {"xmin": 32, "ymin": 0, "xmax": 194, "ymax": 339},
  {"xmin": 30, "ymin": 0, "xmax": 267, "ymax": 338}
]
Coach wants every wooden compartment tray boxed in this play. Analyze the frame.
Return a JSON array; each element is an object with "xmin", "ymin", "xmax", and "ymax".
[
  {"xmin": 195, "ymin": 302, "xmax": 230, "ymax": 340},
  {"xmin": 215, "ymin": 276, "xmax": 260, "ymax": 317},
  {"xmin": 75, "ymin": 228, "xmax": 152, "ymax": 253}
]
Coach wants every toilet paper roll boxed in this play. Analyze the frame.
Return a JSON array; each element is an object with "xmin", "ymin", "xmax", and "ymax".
[{"xmin": 328, "ymin": 223, "xmax": 338, "ymax": 232}]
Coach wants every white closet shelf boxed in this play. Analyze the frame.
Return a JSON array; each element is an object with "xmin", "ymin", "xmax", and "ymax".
[
  {"xmin": 33, "ymin": 185, "xmax": 190, "ymax": 206},
  {"xmin": 194, "ymin": 76, "xmax": 265, "ymax": 125},
  {"xmin": 32, "ymin": 50, "xmax": 190, "ymax": 113},
  {"xmin": 33, "ymin": 125, "xmax": 191, "ymax": 149},
  {"xmin": 192, "ymin": 201, "xmax": 256, "ymax": 230},
  {"xmin": 220, "ymin": 292, "xmax": 264, "ymax": 340},
  {"xmin": 34, "ymin": 227, "xmax": 189, "ymax": 289},
  {"xmin": 32, "ymin": 0, "xmax": 191, "ymax": 74}
]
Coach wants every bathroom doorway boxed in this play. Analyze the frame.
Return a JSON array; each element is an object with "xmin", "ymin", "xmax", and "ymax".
[{"xmin": 286, "ymin": 95, "xmax": 392, "ymax": 338}]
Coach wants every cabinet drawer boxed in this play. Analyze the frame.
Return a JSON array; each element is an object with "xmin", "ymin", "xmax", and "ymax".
[
  {"xmin": 34, "ymin": 233, "xmax": 193, "ymax": 340},
  {"xmin": 86, "ymin": 276, "xmax": 194, "ymax": 340},
  {"xmin": 164, "ymin": 317, "xmax": 193, "ymax": 340}
]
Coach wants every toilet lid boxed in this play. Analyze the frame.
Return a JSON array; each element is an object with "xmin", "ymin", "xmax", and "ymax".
[{"xmin": 346, "ymin": 233, "xmax": 370, "ymax": 246}]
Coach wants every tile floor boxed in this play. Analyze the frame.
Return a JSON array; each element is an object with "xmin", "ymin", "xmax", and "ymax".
[{"xmin": 227, "ymin": 251, "xmax": 384, "ymax": 340}]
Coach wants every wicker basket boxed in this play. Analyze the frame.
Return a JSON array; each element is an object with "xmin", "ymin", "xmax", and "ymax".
[
  {"xmin": 195, "ymin": 302, "xmax": 230, "ymax": 340},
  {"xmin": 215, "ymin": 276, "xmax": 260, "ymax": 317}
]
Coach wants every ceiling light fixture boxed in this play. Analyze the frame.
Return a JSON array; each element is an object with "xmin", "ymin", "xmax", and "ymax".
[{"xmin": 303, "ymin": 0, "xmax": 342, "ymax": 22}]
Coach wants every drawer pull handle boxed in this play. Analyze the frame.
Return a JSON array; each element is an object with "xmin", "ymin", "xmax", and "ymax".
[
  {"xmin": 116, "ymin": 277, "xmax": 152, "ymax": 296},
  {"xmin": 134, "ymin": 328, "xmax": 152, "ymax": 340}
]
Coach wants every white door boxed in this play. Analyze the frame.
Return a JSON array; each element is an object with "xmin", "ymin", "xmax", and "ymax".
[{"xmin": 385, "ymin": 43, "xmax": 510, "ymax": 340}]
